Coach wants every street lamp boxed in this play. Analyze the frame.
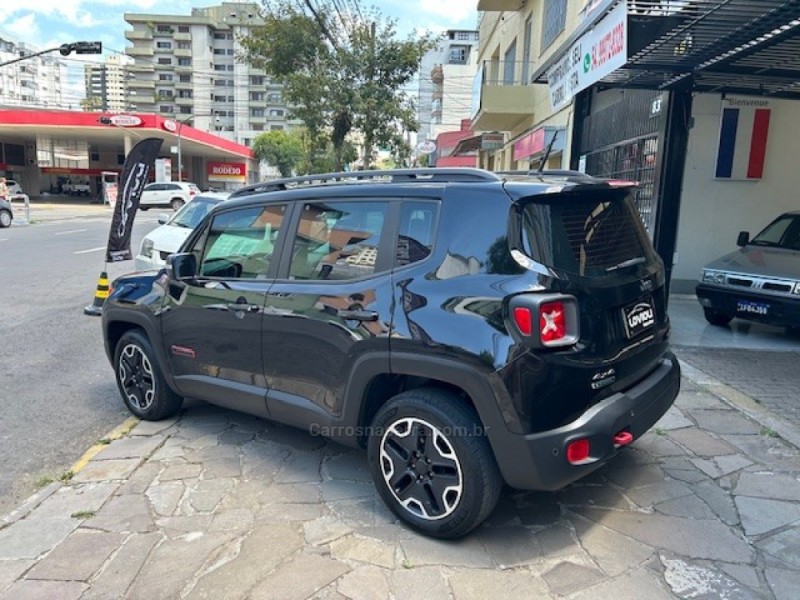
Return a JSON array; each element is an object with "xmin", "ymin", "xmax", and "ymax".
[{"xmin": 0, "ymin": 41, "xmax": 102, "ymax": 68}]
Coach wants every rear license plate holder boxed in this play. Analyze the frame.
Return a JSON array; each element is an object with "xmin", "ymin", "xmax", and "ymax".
[{"xmin": 622, "ymin": 297, "xmax": 656, "ymax": 338}]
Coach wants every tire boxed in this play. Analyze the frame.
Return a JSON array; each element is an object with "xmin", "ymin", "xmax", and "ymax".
[
  {"xmin": 114, "ymin": 329, "xmax": 183, "ymax": 421},
  {"xmin": 170, "ymin": 198, "xmax": 185, "ymax": 211},
  {"xmin": 0, "ymin": 209, "xmax": 11, "ymax": 228},
  {"xmin": 367, "ymin": 388, "xmax": 502, "ymax": 539},
  {"xmin": 703, "ymin": 308, "xmax": 733, "ymax": 327}
]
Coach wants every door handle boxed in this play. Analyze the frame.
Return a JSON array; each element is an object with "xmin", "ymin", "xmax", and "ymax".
[
  {"xmin": 337, "ymin": 309, "xmax": 379, "ymax": 322},
  {"xmin": 226, "ymin": 303, "xmax": 260, "ymax": 313}
]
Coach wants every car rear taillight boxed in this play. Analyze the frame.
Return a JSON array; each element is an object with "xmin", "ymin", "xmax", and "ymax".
[
  {"xmin": 566, "ymin": 438, "xmax": 591, "ymax": 464},
  {"xmin": 539, "ymin": 301, "xmax": 566, "ymax": 344},
  {"xmin": 189, "ymin": 190, "xmax": 197, "ymax": 196},
  {"xmin": 509, "ymin": 294, "xmax": 580, "ymax": 348}
]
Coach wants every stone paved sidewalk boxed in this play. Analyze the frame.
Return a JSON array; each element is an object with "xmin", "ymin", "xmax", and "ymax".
[{"xmin": 1, "ymin": 371, "xmax": 800, "ymax": 600}]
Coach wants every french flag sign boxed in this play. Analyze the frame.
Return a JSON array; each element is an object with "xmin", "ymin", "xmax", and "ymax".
[{"xmin": 715, "ymin": 97, "xmax": 771, "ymax": 180}]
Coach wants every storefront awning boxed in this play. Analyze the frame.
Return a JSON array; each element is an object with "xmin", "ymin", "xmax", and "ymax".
[{"xmin": 533, "ymin": 0, "xmax": 800, "ymax": 100}]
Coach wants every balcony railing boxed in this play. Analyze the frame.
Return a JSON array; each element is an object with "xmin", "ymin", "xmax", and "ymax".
[{"xmin": 471, "ymin": 60, "xmax": 536, "ymax": 132}]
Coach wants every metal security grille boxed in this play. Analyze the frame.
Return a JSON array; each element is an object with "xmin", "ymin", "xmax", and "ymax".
[
  {"xmin": 583, "ymin": 136, "xmax": 660, "ymax": 235},
  {"xmin": 578, "ymin": 89, "xmax": 664, "ymax": 235}
]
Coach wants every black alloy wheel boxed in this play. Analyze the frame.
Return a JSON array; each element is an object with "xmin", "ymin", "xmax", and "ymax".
[
  {"xmin": 114, "ymin": 330, "xmax": 183, "ymax": 420},
  {"xmin": 368, "ymin": 388, "xmax": 502, "ymax": 539}
]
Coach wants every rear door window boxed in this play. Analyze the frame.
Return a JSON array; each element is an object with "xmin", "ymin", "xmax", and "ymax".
[
  {"xmin": 519, "ymin": 191, "xmax": 658, "ymax": 277},
  {"xmin": 396, "ymin": 200, "xmax": 439, "ymax": 267}
]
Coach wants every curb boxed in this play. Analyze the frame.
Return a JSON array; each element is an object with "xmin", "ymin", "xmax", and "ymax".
[
  {"xmin": 0, "ymin": 417, "xmax": 139, "ymax": 529},
  {"xmin": 69, "ymin": 417, "xmax": 140, "ymax": 475},
  {"xmin": 678, "ymin": 358, "xmax": 800, "ymax": 450}
]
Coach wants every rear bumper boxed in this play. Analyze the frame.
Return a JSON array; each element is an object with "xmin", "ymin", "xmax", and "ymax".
[
  {"xmin": 493, "ymin": 352, "xmax": 680, "ymax": 490},
  {"xmin": 696, "ymin": 283, "xmax": 800, "ymax": 328}
]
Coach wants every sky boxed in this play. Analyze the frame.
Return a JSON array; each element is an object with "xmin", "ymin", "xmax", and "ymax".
[
  {"xmin": 1, "ymin": 0, "xmax": 478, "ymax": 108},
  {"xmin": 3, "ymin": 0, "xmax": 479, "ymax": 59}
]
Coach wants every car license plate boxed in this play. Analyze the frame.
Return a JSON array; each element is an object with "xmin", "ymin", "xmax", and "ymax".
[
  {"xmin": 622, "ymin": 297, "xmax": 656, "ymax": 338},
  {"xmin": 736, "ymin": 300, "xmax": 769, "ymax": 316}
]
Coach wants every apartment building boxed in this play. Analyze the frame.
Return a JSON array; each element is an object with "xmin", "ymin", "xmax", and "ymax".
[
  {"xmin": 124, "ymin": 2, "xmax": 291, "ymax": 147},
  {"xmin": 418, "ymin": 29, "xmax": 480, "ymax": 142},
  {"xmin": 84, "ymin": 55, "xmax": 133, "ymax": 112},
  {"xmin": 0, "ymin": 33, "xmax": 66, "ymax": 109}
]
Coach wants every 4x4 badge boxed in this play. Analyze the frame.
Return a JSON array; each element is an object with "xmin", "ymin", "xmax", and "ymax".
[{"xmin": 640, "ymin": 278, "xmax": 653, "ymax": 292}]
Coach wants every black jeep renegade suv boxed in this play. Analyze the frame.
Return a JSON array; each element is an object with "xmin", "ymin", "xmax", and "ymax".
[{"xmin": 102, "ymin": 168, "xmax": 680, "ymax": 538}]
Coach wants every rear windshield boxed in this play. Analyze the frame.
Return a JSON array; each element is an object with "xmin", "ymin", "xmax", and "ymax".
[{"xmin": 519, "ymin": 192, "xmax": 657, "ymax": 277}]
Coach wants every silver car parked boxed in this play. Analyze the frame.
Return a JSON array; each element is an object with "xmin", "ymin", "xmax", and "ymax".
[{"xmin": 696, "ymin": 211, "xmax": 800, "ymax": 329}]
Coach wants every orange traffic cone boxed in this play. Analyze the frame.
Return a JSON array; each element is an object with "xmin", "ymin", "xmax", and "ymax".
[{"xmin": 84, "ymin": 270, "xmax": 109, "ymax": 316}]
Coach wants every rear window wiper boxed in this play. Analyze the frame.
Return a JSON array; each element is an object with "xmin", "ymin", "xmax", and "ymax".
[
  {"xmin": 605, "ymin": 257, "xmax": 646, "ymax": 272},
  {"xmin": 749, "ymin": 240, "xmax": 779, "ymax": 247}
]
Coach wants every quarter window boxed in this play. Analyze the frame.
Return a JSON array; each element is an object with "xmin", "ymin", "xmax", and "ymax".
[
  {"xmin": 199, "ymin": 205, "xmax": 287, "ymax": 279},
  {"xmin": 289, "ymin": 201, "xmax": 389, "ymax": 281},
  {"xmin": 396, "ymin": 201, "xmax": 438, "ymax": 266}
]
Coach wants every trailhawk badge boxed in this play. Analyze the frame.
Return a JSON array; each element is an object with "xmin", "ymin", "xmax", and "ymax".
[{"xmin": 622, "ymin": 298, "xmax": 656, "ymax": 338}]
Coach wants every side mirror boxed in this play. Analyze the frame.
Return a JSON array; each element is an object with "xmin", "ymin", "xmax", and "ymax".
[
  {"xmin": 166, "ymin": 252, "xmax": 196, "ymax": 280},
  {"xmin": 737, "ymin": 231, "xmax": 750, "ymax": 247},
  {"xmin": 157, "ymin": 213, "xmax": 169, "ymax": 225}
]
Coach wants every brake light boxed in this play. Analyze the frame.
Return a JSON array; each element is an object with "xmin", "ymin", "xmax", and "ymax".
[
  {"xmin": 540, "ymin": 301, "xmax": 566, "ymax": 344},
  {"xmin": 513, "ymin": 307, "xmax": 533, "ymax": 336},
  {"xmin": 189, "ymin": 190, "xmax": 197, "ymax": 196}
]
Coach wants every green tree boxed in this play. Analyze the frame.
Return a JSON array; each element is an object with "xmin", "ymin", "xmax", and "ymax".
[
  {"xmin": 252, "ymin": 129, "xmax": 304, "ymax": 177},
  {"xmin": 240, "ymin": 0, "xmax": 435, "ymax": 171}
]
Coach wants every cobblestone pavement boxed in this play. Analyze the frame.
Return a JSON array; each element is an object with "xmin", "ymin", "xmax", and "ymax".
[{"xmin": 2, "ymin": 374, "xmax": 800, "ymax": 600}]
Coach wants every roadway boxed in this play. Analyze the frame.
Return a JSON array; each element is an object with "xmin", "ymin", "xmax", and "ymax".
[{"xmin": 0, "ymin": 207, "xmax": 163, "ymax": 516}]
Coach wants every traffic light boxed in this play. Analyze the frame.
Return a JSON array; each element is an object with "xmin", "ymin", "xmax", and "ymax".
[{"xmin": 59, "ymin": 42, "xmax": 102, "ymax": 56}]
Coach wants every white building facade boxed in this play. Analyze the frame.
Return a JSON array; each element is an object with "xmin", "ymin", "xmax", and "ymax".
[
  {"xmin": 124, "ymin": 2, "xmax": 292, "ymax": 147},
  {"xmin": 0, "ymin": 33, "xmax": 66, "ymax": 109}
]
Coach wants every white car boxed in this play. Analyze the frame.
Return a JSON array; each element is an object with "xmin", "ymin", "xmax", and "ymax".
[
  {"xmin": 135, "ymin": 192, "xmax": 229, "ymax": 271},
  {"xmin": 5, "ymin": 179, "xmax": 23, "ymax": 196},
  {"xmin": 139, "ymin": 181, "xmax": 200, "ymax": 211}
]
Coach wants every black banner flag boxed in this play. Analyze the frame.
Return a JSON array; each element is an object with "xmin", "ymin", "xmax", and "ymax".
[{"xmin": 105, "ymin": 138, "xmax": 164, "ymax": 262}]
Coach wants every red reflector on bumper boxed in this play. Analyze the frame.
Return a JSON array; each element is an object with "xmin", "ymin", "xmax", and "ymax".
[{"xmin": 566, "ymin": 439, "xmax": 590, "ymax": 464}]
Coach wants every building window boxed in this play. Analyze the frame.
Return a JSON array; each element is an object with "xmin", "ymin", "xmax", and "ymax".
[
  {"xmin": 179, "ymin": 106, "xmax": 192, "ymax": 114},
  {"xmin": 250, "ymin": 92, "xmax": 265, "ymax": 101},
  {"xmin": 252, "ymin": 123, "xmax": 264, "ymax": 131},
  {"xmin": 503, "ymin": 39, "xmax": 517, "ymax": 85},
  {"xmin": 178, "ymin": 25, "xmax": 190, "ymax": 33},
  {"xmin": 227, "ymin": 65, "xmax": 235, "ymax": 71},
  {"xmin": 250, "ymin": 76, "xmax": 265, "ymax": 85},
  {"xmin": 267, "ymin": 93, "xmax": 281, "ymax": 103},
  {"xmin": 178, "ymin": 58, "xmax": 191, "ymax": 66},
  {"xmin": 159, "ymin": 105, "xmax": 173, "ymax": 113},
  {"xmin": 213, "ymin": 48, "xmax": 226, "ymax": 55},
  {"xmin": 458, "ymin": 32, "xmax": 470, "ymax": 40},
  {"xmin": 522, "ymin": 16, "xmax": 533, "ymax": 84},
  {"xmin": 449, "ymin": 48, "xmax": 467, "ymax": 64},
  {"xmin": 251, "ymin": 108, "xmax": 265, "ymax": 117},
  {"xmin": 157, "ymin": 25, "xmax": 173, "ymax": 33},
  {"xmin": 178, "ymin": 42, "xmax": 191, "ymax": 49},
  {"xmin": 269, "ymin": 109, "xmax": 284, "ymax": 117},
  {"xmin": 156, "ymin": 41, "xmax": 172, "ymax": 49},
  {"xmin": 158, "ymin": 58, "xmax": 172, "ymax": 65},
  {"xmin": 179, "ymin": 74, "xmax": 191, "ymax": 82},
  {"xmin": 157, "ymin": 90, "xmax": 174, "ymax": 98},
  {"xmin": 214, "ymin": 64, "xmax": 226, "ymax": 71},
  {"xmin": 214, "ymin": 94, "xmax": 227, "ymax": 102},
  {"xmin": 158, "ymin": 74, "xmax": 173, "ymax": 81},
  {"xmin": 178, "ymin": 90, "xmax": 192, "ymax": 98},
  {"xmin": 213, "ymin": 32, "xmax": 226, "ymax": 40},
  {"xmin": 271, "ymin": 125, "xmax": 284, "ymax": 131},
  {"xmin": 542, "ymin": 0, "xmax": 567, "ymax": 51}
]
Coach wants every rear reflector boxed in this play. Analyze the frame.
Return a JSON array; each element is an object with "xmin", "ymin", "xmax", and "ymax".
[
  {"xmin": 540, "ymin": 301, "xmax": 566, "ymax": 343},
  {"xmin": 566, "ymin": 439, "xmax": 590, "ymax": 464},
  {"xmin": 513, "ymin": 306, "xmax": 533, "ymax": 336},
  {"xmin": 613, "ymin": 431, "xmax": 634, "ymax": 447}
]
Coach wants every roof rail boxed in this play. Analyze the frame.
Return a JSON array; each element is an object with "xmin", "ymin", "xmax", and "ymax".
[
  {"xmin": 497, "ymin": 169, "xmax": 599, "ymax": 182},
  {"xmin": 229, "ymin": 168, "xmax": 501, "ymax": 198}
]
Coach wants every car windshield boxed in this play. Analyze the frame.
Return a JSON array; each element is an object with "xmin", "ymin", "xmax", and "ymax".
[
  {"xmin": 169, "ymin": 197, "xmax": 220, "ymax": 229},
  {"xmin": 750, "ymin": 214, "xmax": 800, "ymax": 250}
]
